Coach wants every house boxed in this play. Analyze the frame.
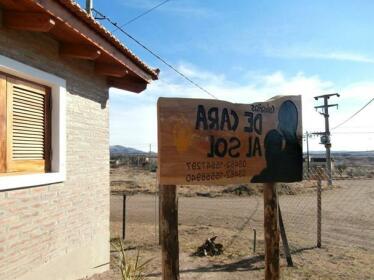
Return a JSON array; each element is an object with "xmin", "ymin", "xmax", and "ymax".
[
  {"xmin": 309, "ymin": 157, "xmax": 335, "ymax": 170},
  {"xmin": 0, "ymin": 1, "xmax": 158, "ymax": 279}
]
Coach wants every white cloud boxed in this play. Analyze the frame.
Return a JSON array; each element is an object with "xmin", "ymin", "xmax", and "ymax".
[
  {"xmin": 110, "ymin": 64, "xmax": 374, "ymax": 152},
  {"xmin": 265, "ymin": 45, "xmax": 374, "ymax": 64},
  {"xmin": 115, "ymin": 0, "xmax": 215, "ymax": 18},
  {"xmin": 318, "ymin": 52, "xmax": 374, "ymax": 63}
]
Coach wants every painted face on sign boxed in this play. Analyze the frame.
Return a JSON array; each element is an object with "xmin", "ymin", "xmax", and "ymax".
[
  {"xmin": 278, "ymin": 100, "xmax": 298, "ymax": 141},
  {"xmin": 251, "ymin": 100, "xmax": 302, "ymax": 183}
]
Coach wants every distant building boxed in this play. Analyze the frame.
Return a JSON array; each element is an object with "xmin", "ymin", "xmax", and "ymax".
[{"xmin": 309, "ymin": 157, "xmax": 335, "ymax": 170}]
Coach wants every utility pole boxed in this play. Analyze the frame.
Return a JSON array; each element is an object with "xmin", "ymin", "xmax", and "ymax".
[
  {"xmin": 86, "ymin": 0, "xmax": 93, "ymax": 16},
  {"xmin": 305, "ymin": 131, "xmax": 310, "ymax": 174},
  {"xmin": 314, "ymin": 93, "xmax": 340, "ymax": 185}
]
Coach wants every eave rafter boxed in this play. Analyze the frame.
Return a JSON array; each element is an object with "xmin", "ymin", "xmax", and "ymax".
[
  {"xmin": 2, "ymin": 11, "xmax": 55, "ymax": 32},
  {"xmin": 60, "ymin": 43, "xmax": 101, "ymax": 60},
  {"xmin": 95, "ymin": 63, "xmax": 129, "ymax": 78},
  {"xmin": 108, "ymin": 77, "xmax": 147, "ymax": 93}
]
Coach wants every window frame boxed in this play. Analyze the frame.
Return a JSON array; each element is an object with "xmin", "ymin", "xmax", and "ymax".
[{"xmin": 0, "ymin": 55, "xmax": 66, "ymax": 190}]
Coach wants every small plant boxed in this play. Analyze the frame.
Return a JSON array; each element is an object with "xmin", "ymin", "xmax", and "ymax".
[{"xmin": 112, "ymin": 239, "xmax": 152, "ymax": 280}]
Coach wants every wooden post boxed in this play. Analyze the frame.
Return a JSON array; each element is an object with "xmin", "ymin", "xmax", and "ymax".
[
  {"xmin": 278, "ymin": 203, "xmax": 293, "ymax": 267},
  {"xmin": 253, "ymin": 229, "xmax": 257, "ymax": 253},
  {"xmin": 122, "ymin": 194, "xmax": 126, "ymax": 240},
  {"xmin": 263, "ymin": 183, "xmax": 280, "ymax": 280},
  {"xmin": 158, "ymin": 184, "xmax": 162, "ymax": 245},
  {"xmin": 160, "ymin": 185, "xmax": 179, "ymax": 280},
  {"xmin": 317, "ymin": 179, "xmax": 322, "ymax": 248}
]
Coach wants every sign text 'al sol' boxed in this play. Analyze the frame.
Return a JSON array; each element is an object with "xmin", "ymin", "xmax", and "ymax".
[{"xmin": 157, "ymin": 95, "xmax": 303, "ymax": 185}]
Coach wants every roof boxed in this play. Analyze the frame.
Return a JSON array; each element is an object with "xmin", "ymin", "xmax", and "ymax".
[
  {"xmin": 0, "ymin": 0, "xmax": 159, "ymax": 93},
  {"xmin": 57, "ymin": 0, "xmax": 159, "ymax": 80}
]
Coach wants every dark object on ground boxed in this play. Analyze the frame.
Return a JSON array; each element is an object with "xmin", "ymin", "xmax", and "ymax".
[
  {"xmin": 196, "ymin": 192, "xmax": 216, "ymax": 198},
  {"xmin": 223, "ymin": 185, "xmax": 255, "ymax": 196},
  {"xmin": 193, "ymin": 236, "xmax": 223, "ymax": 257}
]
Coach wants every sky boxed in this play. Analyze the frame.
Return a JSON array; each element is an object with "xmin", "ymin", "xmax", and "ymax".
[{"xmin": 78, "ymin": 0, "xmax": 374, "ymax": 152}]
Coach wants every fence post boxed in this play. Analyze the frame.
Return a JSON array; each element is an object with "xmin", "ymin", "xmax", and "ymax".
[
  {"xmin": 158, "ymin": 184, "xmax": 162, "ymax": 245},
  {"xmin": 160, "ymin": 185, "xmax": 179, "ymax": 280},
  {"xmin": 253, "ymin": 229, "xmax": 257, "ymax": 253},
  {"xmin": 317, "ymin": 179, "xmax": 322, "ymax": 248},
  {"xmin": 278, "ymin": 203, "xmax": 293, "ymax": 267},
  {"xmin": 122, "ymin": 194, "xmax": 126, "ymax": 240},
  {"xmin": 263, "ymin": 182, "xmax": 280, "ymax": 280}
]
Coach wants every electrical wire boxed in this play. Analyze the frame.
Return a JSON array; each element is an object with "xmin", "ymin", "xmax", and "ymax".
[
  {"xmin": 111, "ymin": 0, "xmax": 172, "ymax": 33},
  {"xmin": 92, "ymin": 8, "xmax": 219, "ymax": 100},
  {"xmin": 331, "ymin": 97, "xmax": 374, "ymax": 130},
  {"xmin": 331, "ymin": 131, "xmax": 374, "ymax": 134}
]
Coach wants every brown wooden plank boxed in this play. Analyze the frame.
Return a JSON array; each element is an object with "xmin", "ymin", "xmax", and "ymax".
[
  {"xmin": 95, "ymin": 63, "xmax": 129, "ymax": 78},
  {"xmin": 2, "ymin": 11, "xmax": 55, "ymax": 32},
  {"xmin": 13, "ymin": 104, "xmax": 45, "ymax": 115},
  {"xmin": 157, "ymin": 96, "xmax": 303, "ymax": 186},
  {"xmin": 44, "ymin": 87, "xmax": 51, "ymax": 172},
  {"xmin": 14, "ymin": 114, "xmax": 44, "ymax": 122},
  {"xmin": 108, "ymin": 76, "xmax": 147, "ymax": 93},
  {"xmin": 7, "ymin": 159, "xmax": 45, "ymax": 173},
  {"xmin": 13, "ymin": 89, "xmax": 45, "ymax": 100},
  {"xmin": 6, "ymin": 76, "xmax": 14, "ymax": 171},
  {"xmin": 13, "ymin": 139, "xmax": 44, "ymax": 145},
  {"xmin": 14, "ymin": 96, "xmax": 44, "ymax": 106},
  {"xmin": 13, "ymin": 108, "xmax": 44, "ymax": 118},
  {"xmin": 60, "ymin": 43, "xmax": 101, "ymax": 60},
  {"xmin": 13, "ymin": 135, "xmax": 44, "ymax": 140},
  {"xmin": 160, "ymin": 185, "xmax": 179, "ymax": 280},
  {"xmin": 10, "ymin": 78, "xmax": 47, "ymax": 95},
  {"xmin": 0, "ymin": 74, "xmax": 6, "ymax": 173},
  {"xmin": 14, "ymin": 128, "xmax": 45, "ymax": 134},
  {"xmin": 13, "ymin": 122, "xmax": 45, "ymax": 129},
  {"xmin": 278, "ymin": 203, "xmax": 293, "ymax": 267},
  {"xmin": 13, "ymin": 92, "xmax": 45, "ymax": 105},
  {"xmin": 264, "ymin": 183, "xmax": 280, "ymax": 280},
  {"xmin": 12, "ymin": 146, "xmax": 44, "ymax": 151}
]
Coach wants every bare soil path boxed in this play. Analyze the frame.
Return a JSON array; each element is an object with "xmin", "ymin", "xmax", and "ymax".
[{"xmin": 98, "ymin": 179, "xmax": 374, "ymax": 279}]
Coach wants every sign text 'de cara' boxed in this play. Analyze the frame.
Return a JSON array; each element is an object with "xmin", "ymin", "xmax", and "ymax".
[{"xmin": 157, "ymin": 95, "xmax": 302, "ymax": 185}]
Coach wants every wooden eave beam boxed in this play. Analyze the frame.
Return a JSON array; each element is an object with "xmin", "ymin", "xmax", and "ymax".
[
  {"xmin": 95, "ymin": 63, "xmax": 129, "ymax": 78},
  {"xmin": 2, "ymin": 11, "xmax": 55, "ymax": 32},
  {"xmin": 108, "ymin": 77, "xmax": 147, "ymax": 93},
  {"xmin": 33, "ymin": 0, "xmax": 154, "ymax": 83},
  {"xmin": 60, "ymin": 44, "xmax": 101, "ymax": 60}
]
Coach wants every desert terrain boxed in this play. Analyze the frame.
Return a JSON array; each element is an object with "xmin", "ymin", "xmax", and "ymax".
[{"xmin": 88, "ymin": 164, "xmax": 374, "ymax": 279}]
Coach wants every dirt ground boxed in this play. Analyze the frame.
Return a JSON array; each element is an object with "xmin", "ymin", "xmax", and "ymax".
[{"xmin": 88, "ymin": 168, "xmax": 374, "ymax": 279}]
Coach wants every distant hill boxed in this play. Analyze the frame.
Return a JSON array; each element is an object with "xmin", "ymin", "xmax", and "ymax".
[
  {"xmin": 110, "ymin": 145, "xmax": 146, "ymax": 156},
  {"xmin": 306, "ymin": 151, "xmax": 374, "ymax": 157}
]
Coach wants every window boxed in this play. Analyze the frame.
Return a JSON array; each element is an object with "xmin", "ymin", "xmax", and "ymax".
[
  {"xmin": 0, "ymin": 74, "xmax": 51, "ymax": 174},
  {"xmin": 0, "ymin": 54, "xmax": 66, "ymax": 190}
]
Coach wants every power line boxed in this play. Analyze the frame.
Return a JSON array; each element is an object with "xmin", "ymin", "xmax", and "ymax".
[
  {"xmin": 92, "ymin": 8, "xmax": 219, "ymax": 100},
  {"xmin": 332, "ymin": 97, "xmax": 374, "ymax": 130},
  {"xmin": 331, "ymin": 131, "xmax": 374, "ymax": 134},
  {"xmin": 111, "ymin": 0, "xmax": 172, "ymax": 33}
]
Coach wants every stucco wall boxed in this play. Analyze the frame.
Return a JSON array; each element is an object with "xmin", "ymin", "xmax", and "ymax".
[{"xmin": 0, "ymin": 13, "xmax": 110, "ymax": 280}]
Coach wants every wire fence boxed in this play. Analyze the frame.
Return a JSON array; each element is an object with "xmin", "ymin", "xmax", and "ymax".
[{"xmin": 109, "ymin": 160, "xmax": 374, "ymax": 278}]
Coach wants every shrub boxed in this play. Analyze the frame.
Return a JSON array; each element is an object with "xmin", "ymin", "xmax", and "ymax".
[{"xmin": 112, "ymin": 239, "xmax": 152, "ymax": 280}]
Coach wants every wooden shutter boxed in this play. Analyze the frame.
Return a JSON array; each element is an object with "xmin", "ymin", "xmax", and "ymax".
[
  {"xmin": 0, "ymin": 74, "xmax": 6, "ymax": 173},
  {"xmin": 6, "ymin": 77, "xmax": 51, "ymax": 173}
]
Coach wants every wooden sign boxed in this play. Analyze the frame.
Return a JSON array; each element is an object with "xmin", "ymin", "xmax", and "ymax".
[{"xmin": 157, "ymin": 95, "xmax": 302, "ymax": 185}]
